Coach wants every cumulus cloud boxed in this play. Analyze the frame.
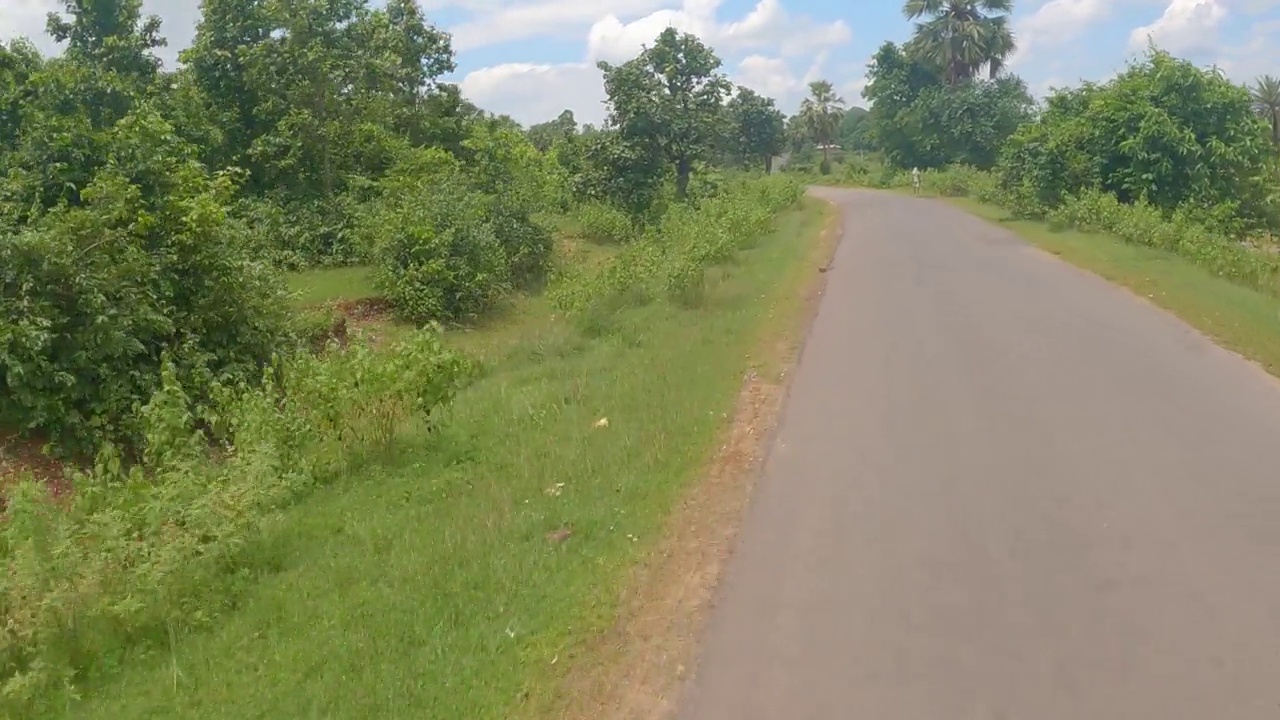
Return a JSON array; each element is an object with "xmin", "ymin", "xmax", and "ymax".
[
  {"xmin": 1007, "ymin": 0, "xmax": 1112, "ymax": 69},
  {"xmin": 459, "ymin": 62, "xmax": 608, "ymax": 125},
  {"xmin": 1128, "ymin": 0, "xmax": 1228, "ymax": 55},
  {"xmin": 451, "ymin": 0, "xmax": 668, "ymax": 52},
  {"xmin": 736, "ymin": 55, "xmax": 798, "ymax": 98},
  {"xmin": 585, "ymin": 0, "xmax": 850, "ymax": 64}
]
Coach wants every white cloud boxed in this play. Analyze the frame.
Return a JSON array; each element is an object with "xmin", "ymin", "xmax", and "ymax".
[
  {"xmin": 1128, "ymin": 0, "xmax": 1228, "ymax": 54},
  {"xmin": 585, "ymin": 0, "xmax": 850, "ymax": 64},
  {"xmin": 459, "ymin": 62, "xmax": 608, "ymax": 125},
  {"xmin": 1008, "ymin": 0, "xmax": 1112, "ymax": 68},
  {"xmin": 1213, "ymin": 19, "xmax": 1280, "ymax": 82},
  {"xmin": 736, "ymin": 55, "xmax": 798, "ymax": 97},
  {"xmin": 450, "ymin": 0, "xmax": 668, "ymax": 52}
]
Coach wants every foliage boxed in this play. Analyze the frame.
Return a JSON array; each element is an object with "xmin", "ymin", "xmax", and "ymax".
[
  {"xmin": 0, "ymin": 331, "xmax": 471, "ymax": 715},
  {"xmin": 902, "ymin": 0, "xmax": 1015, "ymax": 84},
  {"xmin": 998, "ymin": 49, "xmax": 1278, "ymax": 228},
  {"xmin": 1250, "ymin": 75, "xmax": 1280, "ymax": 146},
  {"xmin": 527, "ymin": 109, "xmax": 577, "ymax": 152},
  {"xmin": 864, "ymin": 41, "xmax": 1033, "ymax": 170},
  {"xmin": 0, "ymin": 105, "xmax": 292, "ymax": 456},
  {"xmin": 797, "ymin": 80, "xmax": 846, "ymax": 167},
  {"xmin": 573, "ymin": 202, "xmax": 638, "ymax": 244},
  {"xmin": 598, "ymin": 27, "xmax": 731, "ymax": 198},
  {"xmin": 725, "ymin": 86, "xmax": 786, "ymax": 172},
  {"xmin": 550, "ymin": 175, "xmax": 804, "ymax": 317},
  {"xmin": 839, "ymin": 106, "xmax": 875, "ymax": 153},
  {"xmin": 364, "ymin": 150, "xmax": 509, "ymax": 324}
]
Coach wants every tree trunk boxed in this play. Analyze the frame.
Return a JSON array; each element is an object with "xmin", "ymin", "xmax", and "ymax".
[
  {"xmin": 764, "ymin": 154, "xmax": 773, "ymax": 174},
  {"xmin": 676, "ymin": 157, "xmax": 691, "ymax": 199}
]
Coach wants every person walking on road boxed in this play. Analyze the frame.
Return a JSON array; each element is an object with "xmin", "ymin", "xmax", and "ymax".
[{"xmin": 911, "ymin": 166, "xmax": 921, "ymax": 196}]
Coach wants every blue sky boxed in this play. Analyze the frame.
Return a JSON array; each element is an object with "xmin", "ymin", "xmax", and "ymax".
[{"xmin": 3, "ymin": 0, "xmax": 1278, "ymax": 125}]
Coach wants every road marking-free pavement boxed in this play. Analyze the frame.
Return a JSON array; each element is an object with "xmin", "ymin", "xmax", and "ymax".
[{"xmin": 677, "ymin": 187, "xmax": 1280, "ymax": 720}]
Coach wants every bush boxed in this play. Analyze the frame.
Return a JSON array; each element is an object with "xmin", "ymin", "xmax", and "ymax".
[
  {"xmin": 551, "ymin": 174, "xmax": 804, "ymax": 317},
  {"xmin": 0, "ymin": 330, "xmax": 472, "ymax": 715},
  {"xmin": 998, "ymin": 49, "xmax": 1278, "ymax": 227},
  {"xmin": 1045, "ymin": 190, "xmax": 1280, "ymax": 291},
  {"xmin": 0, "ymin": 107, "xmax": 292, "ymax": 456},
  {"xmin": 574, "ymin": 202, "xmax": 636, "ymax": 243},
  {"xmin": 232, "ymin": 194, "xmax": 369, "ymax": 271},
  {"xmin": 367, "ymin": 169, "xmax": 510, "ymax": 325}
]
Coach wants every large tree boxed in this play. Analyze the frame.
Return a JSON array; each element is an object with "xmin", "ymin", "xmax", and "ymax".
[
  {"xmin": 798, "ymin": 79, "xmax": 846, "ymax": 169},
  {"xmin": 1000, "ymin": 49, "xmax": 1277, "ymax": 225},
  {"xmin": 527, "ymin": 109, "xmax": 578, "ymax": 152},
  {"xmin": 598, "ymin": 27, "xmax": 731, "ymax": 198},
  {"xmin": 863, "ymin": 40, "xmax": 1031, "ymax": 169},
  {"xmin": 903, "ymin": 0, "xmax": 1016, "ymax": 84},
  {"xmin": 726, "ymin": 86, "xmax": 786, "ymax": 172},
  {"xmin": 1251, "ymin": 75, "xmax": 1280, "ymax": 146}
]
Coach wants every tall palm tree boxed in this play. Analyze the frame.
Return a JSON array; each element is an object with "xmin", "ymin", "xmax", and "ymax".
[
  {"xmin": 1251, "ymin": 75, "xmax": 1280, "ymax": 146},
  {"xmin": 799, "ymin": 80, "xmax": 845, "ymax": 168},
  {"xmin": 903, "ymin": 0, "xmax": 1017, "ymax": 84}
]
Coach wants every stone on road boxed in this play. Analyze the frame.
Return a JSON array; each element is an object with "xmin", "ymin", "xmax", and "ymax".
[{"xmin": 677, "ymin": 187, "xmax": 1280, "ymax": 720}]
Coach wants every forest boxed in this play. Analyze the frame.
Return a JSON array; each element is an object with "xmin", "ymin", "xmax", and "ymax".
[{"xmin": 2, "ymin": 0, "xmax": 1279, "ymax": 716}]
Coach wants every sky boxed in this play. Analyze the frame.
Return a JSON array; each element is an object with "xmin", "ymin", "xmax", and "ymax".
[{"xmin": 2, "ymin": 0, "xmax": 1278, "ymax": 127}]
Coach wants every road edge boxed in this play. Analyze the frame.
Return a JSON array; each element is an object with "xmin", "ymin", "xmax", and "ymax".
[{"xmin": 551, "ymin": 196, "xmax": 844, "ymax": 720}]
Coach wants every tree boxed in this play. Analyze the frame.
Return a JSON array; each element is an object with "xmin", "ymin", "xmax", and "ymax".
[
  {"xmin": 798, "ymin": 80, "xmax": 845, "ymax": 170},
  {"xmin": 46, "ymin": 0, "xmax": 165, "ymax": 81},
  {"xmin": 902, "ymin": 0, "xmax": 1016, "ymax": 84},
  {"xmin": 863, "ymin": 40, "xmax": 1031, "ymax": 169},
  {"xmin": 527, "ymin": 109, "xmax": 578, "ymax": 152},
  {"xmin": 598, "ymin": 28, "xmax": 731, "ymax": 198},
  {"xmin": 1251, "ymin": 75, "xmax": 1280, "ymax": 146},
  {"xmin": 1000, "ymin": 49, "xmax": 1276, "ymax": 225},
  {"xmin": 726, "ymin": 86, "xmax": 786, "ymax": 172},
  {"xmin": 839, "ymin": 106, "xmax": 875, "ymax": 153}
]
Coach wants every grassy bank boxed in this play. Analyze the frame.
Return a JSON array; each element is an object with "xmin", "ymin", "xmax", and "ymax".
[
  {"xmin": 47, "ymin": 199, "xmax": 829, "ymax": 719},
  {"xmin": 948, "ymin": 197, "xmax": 1280, "ymax": 376}
]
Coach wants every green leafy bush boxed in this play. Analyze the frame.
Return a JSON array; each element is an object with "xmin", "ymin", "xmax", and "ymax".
[
  {"xmin": 574, "ymin": 202, "xmax": 637, "ymax": 243},
  {"xmin": 0, "ymin": 106, "xmax": 291, "ymax": 456},
  {"xmin": 999, "ymin": 49, "xmax": 1278, "ymax": 228},
  {"xmin": 551, "ymin": 174, "xmax": 803, "ymax": 317},
  {"xmin": 1045, "ymin": 190, "xmax": 1280, "ymax": 291},
  {"xmin": 367, "ymin": 169, "xmax": 509, "ymax": 325},
  {"xmin": 0, "ymin": 330, "xmax": 472, "ymax": 715}
]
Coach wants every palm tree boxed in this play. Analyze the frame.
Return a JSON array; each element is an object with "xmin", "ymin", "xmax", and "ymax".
[
  {"xmin": 903, "ymin": 0, "xmax": 1017, "ymax": 84},
  {"xmin": 1251, "ymin": 75, "xmax": 1280, "ymax": 146},
  {"xmin": 799, "ymin": 80, "xmax": 845, "ymax": 170}
]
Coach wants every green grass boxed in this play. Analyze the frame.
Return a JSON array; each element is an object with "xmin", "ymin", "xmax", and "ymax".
[
  {"xmin": 287, "ymin": 265, "xmax": 376, "ymax": 305},
  {"xmin": 50, "ymin": 199, "xmax": 829, "ymax": 720},
  {"xmin": 948, "ymin": 197, "xmax": 1280, "ymax": 376}
]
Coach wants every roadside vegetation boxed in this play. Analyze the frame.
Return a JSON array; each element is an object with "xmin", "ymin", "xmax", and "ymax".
[
  {"xmin": 0, "ymin": 2, "xmax": 815, "ymax": 716},
  {"xmin": 783, "ymin": 1, "xmax": 1280, "ymax": 372}
]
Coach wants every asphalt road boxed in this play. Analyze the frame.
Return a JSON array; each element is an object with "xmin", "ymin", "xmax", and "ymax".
[{"xmin": 676, "ymin": 188, "xmax": 1280, "ymax": 720}]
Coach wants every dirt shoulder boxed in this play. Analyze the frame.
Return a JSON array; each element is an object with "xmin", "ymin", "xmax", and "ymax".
[{"xmin": 553, "ymin": 197, "xmax": 843, "ymax": 720}]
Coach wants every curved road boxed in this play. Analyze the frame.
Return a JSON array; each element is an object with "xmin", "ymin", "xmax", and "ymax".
[{"xmin": 677, "ymin": 188, "xmax": 1280, "ymax": 719}]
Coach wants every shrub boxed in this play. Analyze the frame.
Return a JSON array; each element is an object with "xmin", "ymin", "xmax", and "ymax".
[
  {"xmin": 367, "ymin": 170, "xmax": 510, "ymax": 325},
  {"xmin": 998, "ymin": 49, "xmax": 1277, "ymax": 225},
  {"xmin": 0, "ymin": 107, "xmax": 291, "ymax": 456},
  {"xmin": 0, "ymin": 330, "xmax": 472, "ymax": 715},
  {"xmin": 574, "ymin": 202, "xmax": 636, "ymax": 243},
  {"xmin": 1045, "ymin": 190, "xmax": 1280, "ymax": 292},
  {"xmin": 551, "ymin": 174, "xmax": 803, "ymax": 317}
]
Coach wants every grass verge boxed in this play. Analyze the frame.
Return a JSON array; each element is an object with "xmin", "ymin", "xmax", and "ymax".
[
  {"xmin": 48, "ymin": 198, "xmax": 829, "ymax": 720},
  {"xmin": 947, "ymin": 196, "xmax": 1280, "ymax": 376}
]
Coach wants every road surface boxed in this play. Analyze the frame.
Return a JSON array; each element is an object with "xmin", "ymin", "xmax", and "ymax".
[{"xmin": 676, "ymin": 188, "xmax": 1280, "ymax": 720}]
